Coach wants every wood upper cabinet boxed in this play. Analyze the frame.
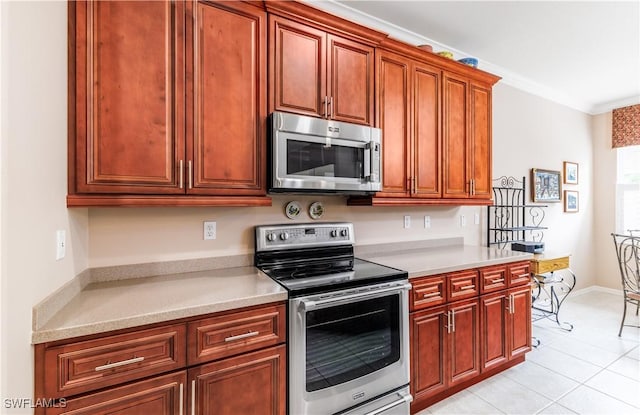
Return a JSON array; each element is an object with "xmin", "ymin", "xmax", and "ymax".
[
  {"xmin": 188, "ymin": 345, "xmax": 286, "ymax": 415},
  {"xmin": 269, "ymin": 14, "xmax": 375, "ymax": 125},
  {"xmin": 442, "ymin": 71, "xmax": 493, "ymax": 200},
  {"xmin": 349, "ymin": 40, "xmax": 499, "ymax": 207},
  {"xmin": 68, "ymin": 0, "xmax": 269, "ymax": 206},
  {"xmin": 71, "ymin": 0, "xmax": 186, "ymax": 195},
  {"xmin": 187, "ymin": 0, "xmax": 266, "ymax": 195},
  {"xmin": 469, "ymin": 82, "xmax": 493, "ymax": 199},
  {"xmin": 375, "ymin": 50, "xmax": 440, "ymax": 199},
  {"xmin": 375, "ymin": 50, "xmax": 410, "ymax": 197},
  {"xmin": 442, "ymin": 71, "xmax": 470, "ymax": 199}
]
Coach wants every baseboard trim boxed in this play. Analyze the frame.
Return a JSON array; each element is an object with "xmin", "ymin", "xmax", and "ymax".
[{"xmin": 570, "ymin": 285, "xmax": 622, "ymax": 298}]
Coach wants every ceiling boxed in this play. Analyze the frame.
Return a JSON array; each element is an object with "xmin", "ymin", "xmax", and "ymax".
[{"xmin": 307, "ymin": 1, "xmax": 640, "ymax": 114}]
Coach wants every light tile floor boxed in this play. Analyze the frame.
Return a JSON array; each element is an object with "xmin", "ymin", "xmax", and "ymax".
[{"xmin": 416, "ymin": 290, "xmax": 640, "ymax": 415}]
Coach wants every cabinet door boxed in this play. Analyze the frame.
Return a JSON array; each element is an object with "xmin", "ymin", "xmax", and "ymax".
[
  {"xmin": 189, "ymin": 1, "xmax": 266, "ymax": 195},
  {"xmin": 375, "ymin": 50, "xmax": 411, "ymax": 197},
  {"xmin": 327, "ymin": 35, "xmax": 374, "ymax": 125},
  {"xmin": 189, "ymin": 345, "xmax": 286, "ymax": 415},
  {"xmin": 412, "ymin": 61, "xmax": 441, "ymax": 198},
  {"xmin": 269, "ymin": 16, "xmax": 326, "ymax": 118},
  {"xmin": 480, "ymin": 292, "xmax": 509, "ymax": 372},
  {"xmin": 410, "ymin": 306, "xmax": 448, "ymax": 402},
  {"xmin": 46, "ymin": 372, "xmax": 186, "ymax": 415},
  {"xmin": 448, "ymin": 299, "xmax": 480, "ymax": 387},
  {"xmin": 442, "ymin": 72, "xmax": 470, "ymax": 199},
  {"xmin": 469, "ymin": 82, "xmax": 492, "ymax": 199},
  {"xmin": 508, "ymin": 286, "xmax": 532, "ymax": 359},
  {"xmin": 73, "ymin": 1, "xmax": 185, "ymax": 194}
]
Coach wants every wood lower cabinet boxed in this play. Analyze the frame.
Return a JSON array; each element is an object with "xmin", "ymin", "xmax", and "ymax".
[
  {"xmin": 45, "ymin": 372, "xmax": 186, "ymax": 415},
  {"xmin": 411, "ymin": 298, "xmax": 480, "ymax": 407},
  {"xmin": 480, "ymin": 261, "xmax": 532, "ymax": 372},
  {"xmin": 188, "ymin": 345, "xmax": 286, "ymax": 415},
  {"xmin": 35, "ymin": 302, "xmax": 286, "ymax": 415},
  {"xmin": 410, "ymin": 261, "xmax": 531, "ymax": 414},
  {"xmin": 68, "ymin": 0, "xmax": 269, "ymax": 207}
]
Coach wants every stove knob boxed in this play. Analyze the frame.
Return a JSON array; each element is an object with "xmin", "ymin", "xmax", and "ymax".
[
  {"xmin": 279, "ymin": 232, "xmax": 289, "ymax": 241},
  {"xmin": 266, "ymin": 233, "xmax": 276, "ymax": 242},
  {"xmin": 340, "ymin": 229, "xmax": 349, "ymax": 237},
  {"xmin": 330, "ymin": 230, "xmax": 338, "ymax": 237}
]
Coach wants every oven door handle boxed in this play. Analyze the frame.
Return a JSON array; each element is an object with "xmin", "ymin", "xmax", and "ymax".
[
  {"xmin": 299, "ymin": 282, "xmax": 412, "ymax": 311},
  {"xmin": 364, "ymin": 391, "xmax": 413, "ymax": 415}
]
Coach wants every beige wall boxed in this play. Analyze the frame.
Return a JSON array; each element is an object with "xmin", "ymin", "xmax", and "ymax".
[
  {"xmin": 0, "ymin": 1, "xmax": 602, "ymax": 412},
  {"xmin": 492, "ymin": 84, "xmax": 596, "ymax": 290},
  {"xmin": 592, "ymin": 112, "xmax": 620, "ymax": 289},
  {"xmin": 1, "ymin": 2, "xmax": 89, "ymax": 413}
]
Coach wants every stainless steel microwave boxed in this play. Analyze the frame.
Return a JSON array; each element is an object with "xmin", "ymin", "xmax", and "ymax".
[{"xmin": 269, "ymin": 111, "xmax": 382, "ymax": 194}]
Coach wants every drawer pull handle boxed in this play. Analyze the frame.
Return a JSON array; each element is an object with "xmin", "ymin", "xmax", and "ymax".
[
  {"xmin": 224, "ymin": 331, "xmax": 259, "ymax": 342},
  {"xmin": 422, "ymin": 292, "xmax": 440, "ymax": 299},
  {"xmin": 95, "ymin": 356, "xmax": 144, "ymax": 371},
  {"xmin": 518, "ymin": 273, "xmax": 530, "ymax": 279},
  {"xmin": 491, "ymin": 278, "xmax": 505, "ymax": 283},
  {"xmin": 460, "ymin": 285, "xmax": 475, "ymax": 290}
]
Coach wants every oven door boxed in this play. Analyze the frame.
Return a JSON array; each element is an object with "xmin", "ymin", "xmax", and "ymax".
[
  {"xmin": 289, "ymin": 281, "xmax": 411, "ymax": 415},
  {"xmin": 271, "ymin": 112, "xmax": 381, "ymax": 193}
]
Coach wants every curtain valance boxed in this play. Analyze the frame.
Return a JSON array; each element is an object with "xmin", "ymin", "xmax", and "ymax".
[{"xmin": 612, "ymin": 104, "xmax": 640, "ymax": 148}]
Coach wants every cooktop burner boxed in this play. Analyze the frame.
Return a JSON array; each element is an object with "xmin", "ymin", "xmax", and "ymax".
[{"xmin": 254, "ymin": 222, "xmax": 407, "ymax": 296}]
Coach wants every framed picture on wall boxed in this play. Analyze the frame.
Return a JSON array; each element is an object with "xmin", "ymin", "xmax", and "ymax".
[
  {"xmin": 531, "ymin": 168, "xmax": 562, "ymax": 202},
  {"xmin": 563, "ymin": 161, "xmax": 579, "ymax": 185},
  {"xmin": 564, "ymin": 190, "xmax": 579, "ymax": 212}
]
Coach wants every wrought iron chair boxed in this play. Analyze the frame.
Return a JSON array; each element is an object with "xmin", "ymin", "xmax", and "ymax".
[{"xmin": 611, "ymin": 233, "xmax": 640, "ymax": 336}]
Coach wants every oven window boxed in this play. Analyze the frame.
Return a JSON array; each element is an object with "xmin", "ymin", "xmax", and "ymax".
[
  {"xmin": 287, "ymin": 140, "xmax": 364, "ymax": 179},
  {"xmin": 305, "ymin": 294, "xmax": 400, "ymax": 392}
]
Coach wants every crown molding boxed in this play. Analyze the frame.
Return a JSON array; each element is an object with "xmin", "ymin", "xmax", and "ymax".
[{"xmin": 303, "ymin": 0, "xmax": 604, "ymax": 115}]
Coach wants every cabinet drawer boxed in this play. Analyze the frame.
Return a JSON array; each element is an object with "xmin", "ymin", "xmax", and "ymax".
[
  {"xmin": 188, "ymin": 303, "xmax": 286, "ymax": 365},
  {"xmin": 43, "ymin": 324, "xmax": 186, "ymax": 398},
  {"xmin": 411, "ymin": 275, "xmax": 447, "ymax": 311},
  {"xmin": 509, "ymin": 261, "xmax": 532, "ymax": 286},
  {"xmin": 531, "ymin": 256, "xmax": 569, "ymax": 275},
  {"xmin": 447, "ymin": 270, "xmax": 479, "ymax": 301},
  {"xmin": 45, "ymin": 371, "xmax": 187, "ymax": 415},
  {"xmin": 479, "ymin": 265, "xmax": 508, "ymax": 294}
]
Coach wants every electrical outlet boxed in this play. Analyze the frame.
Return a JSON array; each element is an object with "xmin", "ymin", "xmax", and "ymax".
[
  {"xmin": 404, "ymin": 215, "xmax": 411, "ymax": 229},
  {"xmin": 204, "ymin": 221, "xmax": 216, "ymax": 240},
  {"xmin": 424, "ymin": 215, "xmax": 431, "ymax": 229},
  {"xmin": 474, "ymin": 213, "xmax": 480, "ymax": 225},
  {"xmin": 56, "ymin": 230, "xmax": 66, "ymax": 260},
  {"xmin": 459, "ymin": 215, "xmax": 466, "ymax": 227}
]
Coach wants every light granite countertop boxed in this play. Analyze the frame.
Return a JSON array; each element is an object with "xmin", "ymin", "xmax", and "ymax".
[
  {"xmin": 32, "ymin": 241, "xmax": 533, "ymax": 344},
  {"xmin": 360, "ymin": 244, "xmax": 533, "ymax": 278},
  {"xmin": 32, "ymin": 266, "xmax": 287, "ymax": 344}
]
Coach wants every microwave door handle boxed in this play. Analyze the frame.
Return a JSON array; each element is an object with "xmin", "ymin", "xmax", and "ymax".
[{"xmin": 364, "ymin": 145, "xmax": 371, "ymax": 179}]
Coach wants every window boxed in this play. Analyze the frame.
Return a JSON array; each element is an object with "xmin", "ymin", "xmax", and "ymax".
[{"xmin": 616, "ymin": 145, "xmax": 640, "ymax": 233}]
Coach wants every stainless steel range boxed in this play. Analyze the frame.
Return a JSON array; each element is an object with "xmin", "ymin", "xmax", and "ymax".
[{"xmin": 255, "ymin": 223, "xmax": 412, "ymax": 415}]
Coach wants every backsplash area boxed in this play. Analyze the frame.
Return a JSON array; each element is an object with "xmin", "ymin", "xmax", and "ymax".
[{"xmin": 88, "ymin": 195, "xmax": 485, "ymax": 267}]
